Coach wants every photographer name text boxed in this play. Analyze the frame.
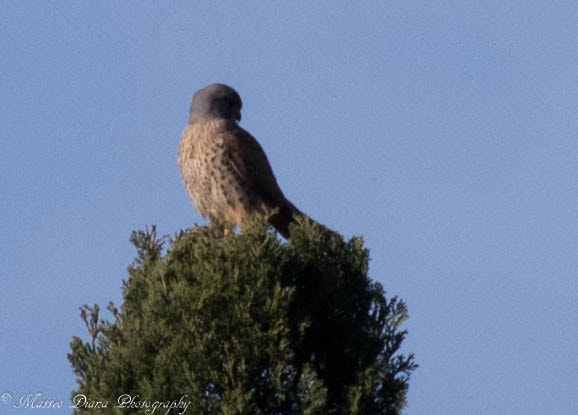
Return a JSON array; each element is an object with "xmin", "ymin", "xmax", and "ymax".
[{"xmin": 1, "ymin": 392, "xmax": 191, "ymax": 414}]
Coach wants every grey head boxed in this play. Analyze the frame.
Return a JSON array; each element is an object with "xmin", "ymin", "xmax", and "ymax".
[{"xmin": 188, "ymin": 83, "xmax": 242, "ymax": 123}]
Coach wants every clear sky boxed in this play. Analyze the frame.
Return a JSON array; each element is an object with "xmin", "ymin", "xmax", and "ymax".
[{"xmin": 1, "ymin": 2, "xmax": 577, "ymax": 414}]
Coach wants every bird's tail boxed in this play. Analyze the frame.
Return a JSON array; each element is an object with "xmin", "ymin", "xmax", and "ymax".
[{"xmin": 267, "ymin": 199, "xmax": 331, "ymax": 240}]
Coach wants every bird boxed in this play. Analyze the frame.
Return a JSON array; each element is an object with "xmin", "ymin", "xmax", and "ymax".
[{"xmin": 178, "ymin": 83, "xmax": 304, "ymax": 239}]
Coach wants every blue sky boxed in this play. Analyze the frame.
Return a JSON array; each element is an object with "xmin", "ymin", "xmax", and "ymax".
[{"xmin": 1, "ymin": 2, "xmax": 577, "ymax": 414}]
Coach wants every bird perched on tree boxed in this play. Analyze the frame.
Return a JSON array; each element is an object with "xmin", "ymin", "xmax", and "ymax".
[{"xmin": 178, "ymin": 83, "xmax": 304, "ymax": 239}]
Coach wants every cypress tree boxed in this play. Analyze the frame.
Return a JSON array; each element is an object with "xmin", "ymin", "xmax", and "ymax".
[{"xmin": 69, "ymin": 218, "xmax": 416, "ymax": 414}]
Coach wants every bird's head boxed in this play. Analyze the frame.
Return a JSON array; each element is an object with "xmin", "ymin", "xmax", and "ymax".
[{"xmin": 188, "ymin": 83, "xmax": 242, "ymax": 123}]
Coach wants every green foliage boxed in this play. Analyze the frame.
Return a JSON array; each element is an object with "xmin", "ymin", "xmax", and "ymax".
[{"xmin": 69, "ymin": 218, "xmax": 416, "ymax": 414}]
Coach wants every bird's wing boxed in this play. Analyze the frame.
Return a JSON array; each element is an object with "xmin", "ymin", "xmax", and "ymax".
[{"xmin": 223, "ymin": 127, "xmax": 290, "ymax": 208}]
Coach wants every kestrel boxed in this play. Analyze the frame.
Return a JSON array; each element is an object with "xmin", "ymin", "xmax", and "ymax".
[{"xmin": 178, "ymin": 83, "xmax": 303, "ymax": 238}]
